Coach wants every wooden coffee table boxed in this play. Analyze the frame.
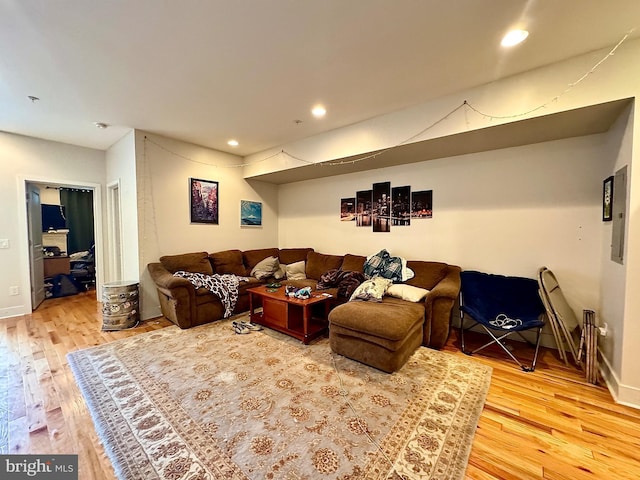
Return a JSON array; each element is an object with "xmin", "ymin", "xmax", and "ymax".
[{"xmin": 248, "ymin": 285, "xmax": 331, "ymax": 344}]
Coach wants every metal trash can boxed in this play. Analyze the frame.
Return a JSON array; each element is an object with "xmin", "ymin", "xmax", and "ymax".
[{"xmin": 102, "ymin": 280, "xmax": 139, "ymax": 331}]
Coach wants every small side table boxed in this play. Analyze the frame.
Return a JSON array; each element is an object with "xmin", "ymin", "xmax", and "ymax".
[{"xmin": 102, "ymin": 281, "xmax": 139, "ymax": 331}]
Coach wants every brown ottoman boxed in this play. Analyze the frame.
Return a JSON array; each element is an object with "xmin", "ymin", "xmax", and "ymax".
[{"xmin": 328, "ymin": 297, "xmax": 424, "ymax": 373}]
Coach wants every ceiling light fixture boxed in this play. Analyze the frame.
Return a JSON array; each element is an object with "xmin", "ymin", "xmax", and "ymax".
[
  {"xmin": 227, "ymin": 139, "xmax": 239, "ymax": 147},
  {"xmin": 311, "ymin": 105, "xmax": 326, "ymax": 118},
  {"xmin": 501, "ymin": 29, "xmax": 529, "ymax": 47},
  {"xmin": 93, "ymin": 122, "xmax": 108, "ymax": 129}
]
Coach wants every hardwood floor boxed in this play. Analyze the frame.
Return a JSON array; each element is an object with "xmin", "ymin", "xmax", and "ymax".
[{"xmin": 1, "ymin": 291, "xmax": 639, "ymax": 479}]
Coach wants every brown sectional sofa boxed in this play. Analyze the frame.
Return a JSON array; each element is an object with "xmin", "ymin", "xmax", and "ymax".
[
  {"xmin": 147, "ymin": 248, "xmax": 461, "ymax": 353},
  {"xmin": 147, "ymin": 248, "xmax": 313, "ymax": 329}
]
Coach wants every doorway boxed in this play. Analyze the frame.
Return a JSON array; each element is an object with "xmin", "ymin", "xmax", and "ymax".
[{"xmin": 18, "ymin": 176, "xmax": 104, "ymax": 312}]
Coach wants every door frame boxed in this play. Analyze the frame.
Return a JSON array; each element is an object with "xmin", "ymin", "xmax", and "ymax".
[
  {"xmin": 107, "ymin": 179, "xmax": 124, "ymax": 282},
  {"xmin": 17, "ymin": 175, "xmax": 104, "ymax": 312}
]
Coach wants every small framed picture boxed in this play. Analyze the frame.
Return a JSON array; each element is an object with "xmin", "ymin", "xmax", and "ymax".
[
  {"xmin": 340, "ymin": 197, "xmax": 356, "ymax": 221},
  {"xmin": 356, "ymin": 190, "xmax": 372, "ymax": 227},
  {"xmin": 411, "ymin": 190, "xmax": 433, "ymax": 219},
  {"xmin": 240, "ymin": 200, "xmax": 262, "ymax": 227},
  {"xmin": 190, "ymin": 178, "xmax": 218, "ymax": 224},
  {"xmin": 603, "ymin": 176, "xmax": 613, "ymax": 222}
]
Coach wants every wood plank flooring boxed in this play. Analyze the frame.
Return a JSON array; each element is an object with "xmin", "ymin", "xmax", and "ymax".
[{"xmin": 1, "ymin": 291, "xmax": 639, "ymax": 479}]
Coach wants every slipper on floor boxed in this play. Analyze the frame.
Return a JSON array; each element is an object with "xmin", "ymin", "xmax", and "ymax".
[
  {"xmin": 240, "ymin": 321, "xmax": 263, "ymax": 331},
  {"xmin": 232, "ymin": 321, "xmax": 251, "ymax": 334}
]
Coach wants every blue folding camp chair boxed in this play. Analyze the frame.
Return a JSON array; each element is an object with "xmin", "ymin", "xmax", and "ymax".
[{"xmin": 459, "ymin": 270, "xmax": 546, "ymax": 372}]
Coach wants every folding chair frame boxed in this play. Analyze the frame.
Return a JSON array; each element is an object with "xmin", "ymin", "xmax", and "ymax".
[{"xmin": 460, "ymin": 297, "xmax": 543, "ymax": 372}]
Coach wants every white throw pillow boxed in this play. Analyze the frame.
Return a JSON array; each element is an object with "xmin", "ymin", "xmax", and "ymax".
[
  {"xmin": 251, "ymin": 256, "xmax": 280, "ymax": 280},
  {"xmin": 273, "ymin": 264, "xmax": 286, "ymax": 280},
  {"xmin": 401, "ymin": 258, "xmax": 415, "ymax": 281},
  {"xmin": 386, "ymin": 284, "xmax": 429, "ymax": 302},
  {"xmin": 285, "ymin": 261, "xmax": 306, "ymax": 280}
]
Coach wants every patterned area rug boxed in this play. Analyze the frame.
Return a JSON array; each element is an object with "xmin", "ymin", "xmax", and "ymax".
[{"xmin": 68, "ymin": 316, "xmax": 491, "ymax": 480}]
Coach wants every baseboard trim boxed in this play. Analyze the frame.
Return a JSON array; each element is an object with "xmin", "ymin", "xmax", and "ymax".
[
  {"xmin": 0, "ymin": 305, "xmax": 27, "ymax": 320},
  {"xmin": 599, "ymin": 348, "xmax": 640, "ymax": 410}
]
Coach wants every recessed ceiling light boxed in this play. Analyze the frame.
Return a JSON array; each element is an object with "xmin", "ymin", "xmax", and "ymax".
[
  {"xmin": 501, "ymin": 29, "xmax": 529, "ymax": 47},
  {"xmin": 93, "ymin": 122, "xmax": 108, "ymax": 129},
  {"xmin": 227, "ymin": 139, "xmax": 239, "ymax": 147},
  {"xmin": 311, "ymin": 105, "xmax": 326, "ymax": 118}
]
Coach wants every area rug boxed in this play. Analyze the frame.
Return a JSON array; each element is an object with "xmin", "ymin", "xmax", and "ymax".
[{"xmin": 68, "ymin": 316, "xmax": 491, "ymax": 480}]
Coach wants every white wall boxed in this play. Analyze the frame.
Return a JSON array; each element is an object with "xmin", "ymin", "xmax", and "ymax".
[
  {"xmin": 620, "ymin": 105, "xmax": 640, "ymax": 406},
  {"xmin": 599, "ymin": 105, "xmax": 633, "ymax": 399},
  {"xmin": 0, "ymin": 131, "xmax": 105, "ymax": 318},
  {"xmin": 279, "ymin": 134, "xmax": 610, "ymax": 320},
  {"xmin": 135, "ymin": 131, "xmax": 279, "ymax": 320},
  {"xmin": 105, "ymin": 131, "xmax": 139, "ymax": 283},
  {"xmin": 37, "ymin": 186, "xmax": 61, "ymax": 205}
]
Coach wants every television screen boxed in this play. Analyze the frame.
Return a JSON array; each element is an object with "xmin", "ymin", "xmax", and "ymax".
[{"xmin": 42, "ymin": 204, "xmax": 67, "ymax": 231}]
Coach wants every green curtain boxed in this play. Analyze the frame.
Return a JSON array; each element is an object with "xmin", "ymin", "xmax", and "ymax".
[{"xmin": 60, "ymin": 188, "xmax": 94, "ymax": 254}]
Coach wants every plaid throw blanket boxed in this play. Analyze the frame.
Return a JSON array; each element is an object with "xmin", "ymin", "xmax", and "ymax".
[
  {"xmin": 363, "ymin": 249, "xmax": 404, "ymax": 282},
  {"xmin": 173, "ymin": 271, "xmax": 240, "ymax": 318}
]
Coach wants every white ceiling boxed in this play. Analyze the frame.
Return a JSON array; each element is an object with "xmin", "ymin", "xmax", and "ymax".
[{"xmin": 1, "ymin": 0, "xmax": 639, "ymax": 156}]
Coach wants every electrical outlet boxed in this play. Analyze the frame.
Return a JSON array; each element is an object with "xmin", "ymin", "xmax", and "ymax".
[
  {"xmin": 0, "ymin": 239, "xmax": 9, "ymax": 249},
  {"xmin": 9, "ymin": 286, "xmax": 19, "ymax": 296},
  {"xmin": 599, "ymin": 323, "xmax": 608, "ymax": 337}
]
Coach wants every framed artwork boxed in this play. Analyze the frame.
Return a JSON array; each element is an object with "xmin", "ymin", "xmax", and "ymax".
[
  {"xmin": 340, "ymin": 197, "xmax": 356, "ymax": 221},
  {"xmin": 411, "ymin": 190, "xmax": 433, "ymax": 219},
  {"xmin": 392, "ymin": 185, "xmax": 411, "ymax": 226},
  {"xmin": 356, "ymin": 190, "xmax": 372, "ymax": 227},
  {"xmin": 372, "ymin": 181, "xmax": 391, "ymax": 232},
  {"xmin": 603, "ymin": 176, "xmax": 613, "ymax": 222},
  {"xmin": 190, "ymin": 178, "xmax": 218, "ymax": 224},
  {"xmin": 240, "ymin": 200, "xmax": 263, "ymax": 226}
]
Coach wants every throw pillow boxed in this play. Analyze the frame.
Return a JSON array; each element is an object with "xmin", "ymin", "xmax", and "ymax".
[
  {"xmin": 386, "ymin": 284, "xmax": 429, "ymax": 302},
  {"xmin": 401, "ymin": 258, "xmax": 415, "ymax": 282},
  {"xmin": 349, "ymin": 277, "xmax": 393, "ymax": 302},
  {"xmin": 285, "ymin": 261, "xmax": 306, "ymax": 280},
  {"xmin": 274, "ymin": 264, "xmax": 286, "ymax": 280},
  {"xmin": 251, "ymin": 256, "xmax": 280, "ymax": 280}
]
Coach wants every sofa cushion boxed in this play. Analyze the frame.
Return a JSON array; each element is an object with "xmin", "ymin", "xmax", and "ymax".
[
  {"xmin": 306, "ymin": 252, "xmax": 344, "ymax": 280},
  {"xmin": 243, "ymin": 248, "xmax": 280, "ymax": 275},
  {"xmin": 329, "ymin": 297, "xmax": 424, "ymax": 342},
  {"xmin": 278, "ymin": 248, "xmax": 314, "ymax": 265},
  {"xmin": 209, "ymin": 249, "xmax": 246, "ymax": 276},
  {"xmin": 340, "ymin": 254, "xmax": 366, "ymax": 272},
  {"xmin": 251, "ymin": 256, "xmax": 280, "ymax": 280},
  {"xmin": 386, "ymin": 284, "xmax": 429, "ymax": 302},
  {"xmin": 160, "ymin": 252, "xmax": 213, "ymax": 275},
  {"xmin": 406, "ymin": 261, "xmax": 449, "ymax": 290},
  {"xmin": 285, "ymin": 261, "xmax": 307, "ymax": 280}
]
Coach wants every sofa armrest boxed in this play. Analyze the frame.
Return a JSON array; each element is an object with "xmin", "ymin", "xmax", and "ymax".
[
  {"xmin": 149, "ymin": 266, "xmax": 192, "ymax": 290},
  {"xmin": 423, "ymin": 265, "xmax": 462, "ymax": 348},
  {"xmin": 147, "ymin": 262, "xmax": 197, "ymax": 328}
]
